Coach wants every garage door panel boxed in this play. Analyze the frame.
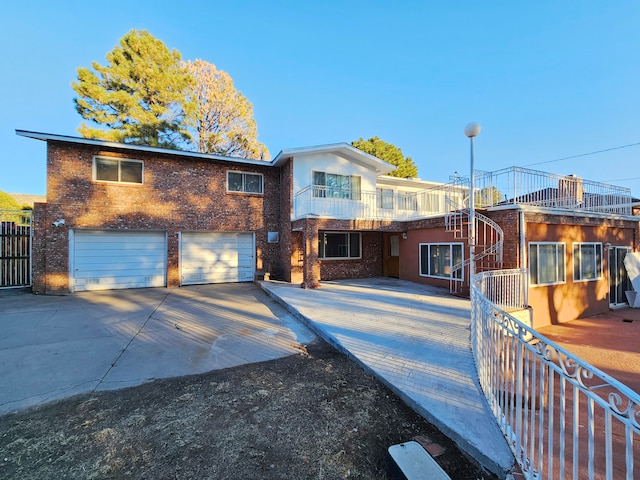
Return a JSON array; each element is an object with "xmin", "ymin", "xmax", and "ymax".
[
  {"xmin": 76, "ymin": 244, "xmax": 165, "ymax": 253},
  {"xmin": 181, "ymin": 232, "xmax": 254, "ymax": 285},
  {"xmin": 74, "ymin": 274, "xmax": 166, "ymax": 291},
  {"xmin": 74, "ymin": 264, "xmax": 166, "ymax": 274},
  {"xmin": 72, "ymin": 230, "xmax": 167, "ymax": 292},
  {"xmin": 75, "ymin": 241, "xmax": 165, "ymax": 251}
]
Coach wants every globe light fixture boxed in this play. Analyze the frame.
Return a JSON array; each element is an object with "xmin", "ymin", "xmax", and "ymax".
[
  {"xmin": 464, "ymin": 122, "xmax": 481, "ymax": 139},
  {"xmin": 464, "ymin": 122, "xmax": 480, "ymax": 284}
]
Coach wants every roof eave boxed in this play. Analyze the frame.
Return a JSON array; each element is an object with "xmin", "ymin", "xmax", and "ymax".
[
  {"xmin": 272, "ymin": 142, "xmax": 395, "ymax": 175},
  {"xmin": 15, "ymin": 129, "xmax": 275, "ymax": 167}
]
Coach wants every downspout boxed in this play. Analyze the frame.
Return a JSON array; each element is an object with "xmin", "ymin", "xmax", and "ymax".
[{"xmin": 518, "ymin": 207, "xmax": 528, "ymax": 307}]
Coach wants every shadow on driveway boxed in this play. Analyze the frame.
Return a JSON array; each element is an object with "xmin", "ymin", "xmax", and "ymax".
[{"xmin": 0, "ymin": 284, "xmax": 315, "ymax": 415}]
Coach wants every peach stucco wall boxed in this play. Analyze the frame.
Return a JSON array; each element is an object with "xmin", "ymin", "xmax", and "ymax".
[{"xmin": 526, "ymin": 221, "xmax": 635, "ymax": 327}]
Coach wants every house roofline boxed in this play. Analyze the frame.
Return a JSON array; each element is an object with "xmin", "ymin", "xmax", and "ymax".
[
  {"xmin": 16, "ymin": 130, "xmax": 397, "ymax": 175},
  {"xmin": 377, "ymin": 175, "xmax": 446, "ymax": 188},
  {"xmin": 487, "ymin": 203, "xmax": 640, "ymax": 222},
  {"xmin": 272, "ymin": 143, "xmax": 395, "ymax": 175},
  {"xmin": 15, "ymin": 130, "xmax": 274, "ymax": 167}
]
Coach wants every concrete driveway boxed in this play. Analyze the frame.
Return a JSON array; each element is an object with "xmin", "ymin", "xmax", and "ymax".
[{"xmin": 0, "ymin": 284, "xmax": 315, "ymax": 415}]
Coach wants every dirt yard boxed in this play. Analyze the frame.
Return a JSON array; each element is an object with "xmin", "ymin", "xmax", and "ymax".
[{"xmin": 0, "ymin": 339, "xmax": 495, "ymax": 479}]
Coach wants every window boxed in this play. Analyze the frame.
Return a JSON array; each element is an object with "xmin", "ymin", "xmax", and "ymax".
[
  {"xmin": 389, "ymin": 235, "xmax": 400, "ymax": 257},
  {"xmin": 419, "ymin": 243, "xmax": 463, "ymax": 280},
  {"xmin": 318, "ymin": 232, "xmax": 361, "ymax": 259},
  {"xmin": 573, "ymin": 242, "xmax": 602, "ymax": 281},
  {"xmin": 313, "ymin": 171, "xmax": 361, "ymax": 200},
  {"xmin": 267, "ymin": 232, "xmax": 279, "ymax": 244},
  {"xmin": 94, "ymin": 157, "xmax": 143, "ymax": 184},
  {"xmin": 376, "ymin": 188, "xmax": 394, "ymax": 209},
  {"xmin": 227, "ymin": 171, "xmax": 263, "ymax": 194},
  {"xmin": 398, "ymin": 191, "xmax": 418, "ymax": 211},
  {"xmin": 529, "ymin": 242, "xmax": 566, "ymax": 286}
]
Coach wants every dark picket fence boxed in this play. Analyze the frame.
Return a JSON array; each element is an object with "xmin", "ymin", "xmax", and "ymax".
[{"xmin": 1, "ymin": 210, "xmax": 32, "ymax": 288}]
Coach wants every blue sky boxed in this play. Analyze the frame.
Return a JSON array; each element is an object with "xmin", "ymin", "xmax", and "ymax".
[{"xmin": 2, "ymin": 1, "xmax": 640, "ymax": 196}]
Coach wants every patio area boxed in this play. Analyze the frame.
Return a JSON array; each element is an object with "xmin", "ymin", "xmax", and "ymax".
[{"xmin": 537, "ymin": 306, "xmax": 640, "ymax": 394}]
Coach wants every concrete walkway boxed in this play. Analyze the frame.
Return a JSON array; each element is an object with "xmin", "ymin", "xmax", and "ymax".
[{"xmin": 260, "ymin": 278, "xmax": 514, "ymax": 476}]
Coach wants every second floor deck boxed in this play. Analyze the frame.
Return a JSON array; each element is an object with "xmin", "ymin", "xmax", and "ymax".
[{"xmin": 292, "ymin": 166, "xmax": 635, "ymax": 221}]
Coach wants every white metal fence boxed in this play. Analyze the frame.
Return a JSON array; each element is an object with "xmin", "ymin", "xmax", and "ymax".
[
  {"xmin": 0, "ymin": 210, "xmax": 32, "ymax": 288},
  {"xmin": 473, "ymin": 167, "xmax": 633, "ymax": 215},
  {"xmin": 293, "ymin": 167, "xmax": 634, "ymax": 221},
  {"xmin": 472, "ymin": 270, "xmax": 640, "ymax": 479},
  {"xmin": 473, "ymin": 268, "xmax": 528, "ymax": 312},
  {"xmin": 293, "ymin": 184, "xmax": 462, "ymax": 220}
]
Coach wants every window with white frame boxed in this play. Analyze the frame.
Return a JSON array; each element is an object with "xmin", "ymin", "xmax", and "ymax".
[
  {"xmin": 376, "ymin": 188, "xmax": 394, "ymax": 209},
  {"xmin": 398, "ymin": 191, "xmax": 418, "ymax": 211},
  {"xmin": 94, "ymin": 156, "xmax": 143, "ymax": 184},
  {"xmin": 227, "ymin": 171, "xmax": 263, "ymax": 194},
  {"xmin": 419, "ymin": 243, "xmax": 463, "ymax": 280},
  {"xmin": 573, "ymin": 242, "xmax": 602, "ymax": 281},
  {"xmin": 529, "ymin": 242, "xmax": 566, "ymax": 286},
  {"xmin": 312, "ymin": 171, "xmax": 361, "ymax": 200},
  {"xmin": 318, "ymin": 232, "xmax": 361, "ymax": 259}
]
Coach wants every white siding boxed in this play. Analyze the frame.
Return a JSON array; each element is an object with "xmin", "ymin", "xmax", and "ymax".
[
  {"xmin": 181, "ymin": 232, "xmax": 255, "ymax": 285},
  {"xmin": 292, "ymin": 153, "xmax": 379, "ymax": 196},
  {"xmin": 71, "ymin": 230, "xmax": 166, "ymax": 292}
]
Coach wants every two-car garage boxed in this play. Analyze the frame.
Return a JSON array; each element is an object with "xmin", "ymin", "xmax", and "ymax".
[{"xmin": 70, "ymin": 230, "xmax": 255, "ymax": 292}]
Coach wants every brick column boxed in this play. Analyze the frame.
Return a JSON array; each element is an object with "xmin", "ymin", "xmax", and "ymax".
[
  {"xmin": 31, "ymin": 202, "xmax": 47, "ymax": 294},
  {"xmin": 302, "ymin": 219, "xmax": 320, "ymax": 288},
  {"xmin": 166, "ymin": 229, "xmax": 180, "ymax": 288}
]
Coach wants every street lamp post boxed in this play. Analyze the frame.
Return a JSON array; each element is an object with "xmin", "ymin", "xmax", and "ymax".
[{"xmin": 464, "ymin": 122, "xmax": 481, "ymax": 285}]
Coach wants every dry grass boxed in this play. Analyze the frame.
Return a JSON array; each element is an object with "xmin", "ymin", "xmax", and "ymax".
[{"xmin": 0, "ymin": 340, "xmax": 495, "ymax": 479}]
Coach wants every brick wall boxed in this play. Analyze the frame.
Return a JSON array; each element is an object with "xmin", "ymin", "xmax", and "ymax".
[
  {"xmin": 319, "ymin": 231, "xmax": 383, "ymax": 280},
  {"xmin": 278, "ymin": 159, "xmax": 294, "ymax": 281},
  {"xmin": 485, "ymin": 209, "xmax": 521, "ymax": 269},
  {"xmin": 313, "ymin": 218, "xmax": 386, "ymax": 281},
  {"xmin": 37, "ymin": 142, "xmax": 282, "ymax": 293}
]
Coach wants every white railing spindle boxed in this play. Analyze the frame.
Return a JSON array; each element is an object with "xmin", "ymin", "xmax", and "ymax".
[{"xmin": 472, "ymin": 269, "xmax": 640, "ymax": 479}]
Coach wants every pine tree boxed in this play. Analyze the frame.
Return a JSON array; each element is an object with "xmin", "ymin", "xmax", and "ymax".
[
  {"xmin": 72, "ymin": 29, "xmax": 195, "ymax": 148},
  {"xmin": 352, "ymin": 137, "xmax": 418, "ymax": 178}
]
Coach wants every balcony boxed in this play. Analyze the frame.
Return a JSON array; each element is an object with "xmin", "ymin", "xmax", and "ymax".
[
  {"xmin": 472, "ymin": 167, "xmax": 634, "ymax": 215},
  {"xmin": 293, "ymin": 185, "xmax": 463, "ymax": 221},
  {"xmin": 293, "ymin": 167, "xmax": 635, "ymax": 222}
]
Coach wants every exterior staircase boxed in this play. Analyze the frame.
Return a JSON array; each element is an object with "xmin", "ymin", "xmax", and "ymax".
[{"xmin": 444, "ymin": 193, "xmax": 503, "ymax": 295}]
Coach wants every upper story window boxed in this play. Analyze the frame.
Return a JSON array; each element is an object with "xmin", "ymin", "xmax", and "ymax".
[
  {"xmin": 94, "ymin": 157, "xmax": 143, "ymax": 184},
  {"xmin": 398, "ymin": 191, "xmax": 418, "ymax": 211},
  {"xmin": 573, "ymin": 242, "xmax": 602, "ymax": 282},
  {"xmin": 227, "ymin": 171, "xmax": 263, "ymax": 194},
  {"xmin": 376, "ymin": 188, "xmax": 394, "ymax": 209},
  {"xmin": 529, "ymin": 242, "xmax": 566, "ymax": 286},
  {"xmin": 313, "ymin": 171, "xmax": 361, "ymax": 200}
]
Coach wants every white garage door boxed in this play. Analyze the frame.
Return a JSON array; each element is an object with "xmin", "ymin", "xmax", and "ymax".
[
  {"xmin": 71, "ymin": 230, "xmax": 167, "ymax": 292},
  {"xmin": 181, "ymin": 232, "xmax": 255, "ymax": 285}
]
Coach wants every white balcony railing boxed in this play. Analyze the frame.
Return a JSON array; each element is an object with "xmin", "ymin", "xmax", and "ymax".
[
  {"xmin": 294, "ymin": 167, "xmax": 635, "ymax": 222},
  {"xmin": 472, "ymin": 167, "xmax": 634, "ymax": 215},
  {"xmin": 472, "ymin": 269, "xmax": 640, "ymax": 479},
  {"xmin": 293, "ymin": 185, "xmax": 463, "ymax": 221}
]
